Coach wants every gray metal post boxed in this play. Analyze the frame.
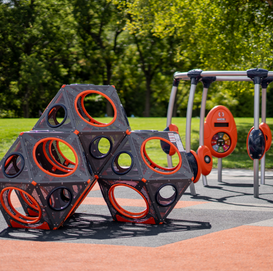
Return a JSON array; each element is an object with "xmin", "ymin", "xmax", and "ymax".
[
  {"xmin": 260, "ymin": 87, "xmax": 267, "ymax": 185},
  {"xmin": 260, "ymin": 77, "xmax": 273, "ymax": 185},
  {"xmin": 200, "ymin": 88, "xmax": 208, "ymax": 186},
  {"xmin": 253, "ymin": 83, "xmax": 260, "ymax": 197},
  {"xmin": 199, "ymin": 77, "xmax": 216, "ymax": 186},
  {"xmin": 186, "ymin": 83, "xmax": 198, "ymax": 195},
  {"xmin": 218, "ymin": 158, "xmax": 222, "ymax": 182},
  {"xmin": 166, "ymin": 80, "xmax": 179, "ymax": 168},
  {"xmin": 247, "ymin": 68, "xmax": 268, "ymax": 198},
  {"xmin": 185, "ymin": 70, "xmax": 202, "ymax": 195}
]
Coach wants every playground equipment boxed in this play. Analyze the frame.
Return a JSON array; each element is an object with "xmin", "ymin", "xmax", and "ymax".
[
  {"xmin": 204, "ymin": 105, "xmax": 237, "ymax": 182},
  {"xmin": 0, "ymin": 84, "xmax": 193, "ymax": 229},
  {"xmin": 167, "ymin": 68, "xmax": 273, "ymax": 197}
]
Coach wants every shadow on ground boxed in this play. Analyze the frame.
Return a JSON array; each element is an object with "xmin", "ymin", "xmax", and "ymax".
[{"xmin": 0, "ymin": 213, "xmax": 211, "ymax": 242}]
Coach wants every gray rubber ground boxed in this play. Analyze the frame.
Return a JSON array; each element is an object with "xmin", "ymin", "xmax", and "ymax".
[{"xmin": 0, "ymin": 169, "xmax": 273, "ymax": 247}]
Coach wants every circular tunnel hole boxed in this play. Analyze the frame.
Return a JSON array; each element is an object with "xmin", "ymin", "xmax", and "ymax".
[
  {"xmin": 111, "ymin": 151, "xmax": 133, "ymax": 175},
  {"xmin": 75, "ymin": 90, "xmax": 117, "ymax": 127},
  {"xmin": 89, "ymin": 136, "xmax": 112, "ymax": 159},
  {"xmin": 108, "ymin": 184, "xmax": 149, "ymax": 219},
  {"xmin": 155, "ymin": 184, "xmax": 177, "ymax": 207},
  {"xmin": 3, "ymin": 153, "xmax": 25, "ymax": 178},
  {"xmin": 33, "ymin": 137, "xmax": 78, "ymax": 177},
  {"xmin": 47, "ymin": 187, "xmax": 72, "ymax": 211},
  {"xmin": 141, "ymin": 137, "xmax": 181, "ymax": 174},
  {"xmin": 46, "ymin": 104, "xmax": 68, "ymax": 128}
]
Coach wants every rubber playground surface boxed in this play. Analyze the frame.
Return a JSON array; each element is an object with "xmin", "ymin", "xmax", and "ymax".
[{"xmin": 0, "ymin": 168, "xmax": 273, "ymax": 270}]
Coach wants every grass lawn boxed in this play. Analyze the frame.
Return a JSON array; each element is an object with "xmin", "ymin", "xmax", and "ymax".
[{"xmin": 1, "ymin": 117, "xmax": 273, "ymax": 169}]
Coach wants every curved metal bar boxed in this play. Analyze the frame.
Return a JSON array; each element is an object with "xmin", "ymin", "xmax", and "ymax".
[
  {"xmin": 186, "ymin": 84, "xmax": 197, "ymax": 153},
  {"xmin": 199, "ymin": 87, "xmax": 208, "ymax": 146},
  {"xmin": 166, "ymin": 83, "xmax": 178, "ymax": 127}
]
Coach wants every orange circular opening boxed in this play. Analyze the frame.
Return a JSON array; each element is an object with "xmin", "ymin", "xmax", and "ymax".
[
  {"xmin": 108, "ymin": 184, "xmax": 149, "ymax": 219},
  {"xmin": 74, "ymin": 90, "xmax": 117, "ymax": 127},
  {"xmin": 141, "ymin": 137, "xmax": 182, "ymax": 175},
  {"xmin": 0, "ymin": 187, "xmax": 42, "ymax": 224},
  {"xmin": 33, "ymin": 137, "xmax": 78, "ymax": 177}
]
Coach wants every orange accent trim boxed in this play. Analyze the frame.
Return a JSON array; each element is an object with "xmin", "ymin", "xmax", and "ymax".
[
  {"xmin": 197, "ymin": 145, "xmax": 213, "ymax": 176},
  {"xmin": 63, "ymin": 181, "xmax": 96, "ymax": 221},
  {"xmin": 191, "ymin": 177, "xmax": 194, "ymax": 181},
  {"xmin": 19, "ymin": 132, "xmax": 24, "ymax": 136},
  {"xmin": 32, "ymin": 181, "xmax": 37, "ymax": 186},
  {"xmin": 44, "ymin": 140, "xmax": 72, "ymax": 173},
  {"xmin": 190, "ymin": 150, "xmax": 201, "ymax": 183},
  {"xmin": 141, "ymin": 178, "xmax": 147, "ymax": 183},
  {"xmin": 32, "ymin": 137, "xmax": 78, "ymax": 178},
  {"xmin": 80, "ymin": 93, "xmax": 105, "ymax": 125},
  {"xmin": 169, "ymin": 124, "xmax": 179, "ymax": 133},
  {"xmin": 112, "ymin": 85, "xmax": 115, "ymax": 88},
  {"xmin": 141, "ymin": 137, "xmax": 182, "ymax": 175},
  {"xmin": 10, "ymin": 220, "xmax": 50, "ymax": 230},
  {"xmin": 108, "ymin": 184, "xmax": 149, "ymax": 219},
  {"xmin": 87, "ymin": 179, "xmax": 91, "ymax": 184},
  {"xmin": 74, "ymin": 130, "xmax": 79, "ymax": 135},
  {"xmin": 94, "ymin": 175, "xmax": 99, "ymax": 179},
  {"xmin": 74, "ymin": 90, "xmax": 117, "ymax": 127},
  {"xmin": 27, "ymin": 208, "xmax": 39, "ymax": 216},
  {"xmin": 0, "ymin": 187, "xmax": 42, "ymax": 224},
  {"xmin": 19, "ymin": 191, "xmax": 39, "ymax": 211},
  {"xmin": 62, "ymin": 84, "xmax": 66, "ymax": 88},
  {"xmin": 49, "ymin": 140, "xmax": 75, "ymax": 170},
  {"xmin": 126, "ymin": 130, "xmax": 131, "ymax": 135},
  {"xmin": 260, "ymin": 122, "xmax": 272, "ymax": 152},
  {"xmin": 4, "ymin": 155, "xmax": 15, "ymax": 168}
]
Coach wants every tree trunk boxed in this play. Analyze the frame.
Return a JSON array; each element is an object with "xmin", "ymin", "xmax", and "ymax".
[
  {"xmin": 143, "ymin": 77, "xmax": 151, "ymax": 117},
  {"xmin": 23, "ymin": 86, "xmax": 30, "ymax": 118},
  {"xmin": 105, "ymin": 62, "xmax": 113, "ymax": 117}
]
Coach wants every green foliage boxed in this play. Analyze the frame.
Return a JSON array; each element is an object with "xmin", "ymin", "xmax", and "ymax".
[{"xmin": 1, "ymin": 0, "xmax": 273, "ymax": 118}]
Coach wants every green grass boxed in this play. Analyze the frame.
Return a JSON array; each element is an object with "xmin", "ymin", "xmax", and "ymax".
[{"xmin": 1, "ymin": 117, "xmax": 273, "ymax": 169}]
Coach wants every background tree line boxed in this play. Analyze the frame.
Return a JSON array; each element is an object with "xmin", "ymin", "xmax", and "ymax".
[{"xmin": 1, "ymin": 0, "xmax": 273, "ymax": 119}]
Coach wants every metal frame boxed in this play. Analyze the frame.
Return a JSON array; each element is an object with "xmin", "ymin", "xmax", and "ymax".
[{"xmin": 167, "ymin": 69, "xmax": 273, "ymax": 197}]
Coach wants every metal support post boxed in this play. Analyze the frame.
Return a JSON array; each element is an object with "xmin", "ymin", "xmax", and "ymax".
[
  {"xmin": 218, "ymin": 158, "xmax": 222, "ymax": 182},
  {"xmin": 260, "ymin": 77, "xmax": 273, "ymax": 184},
  {"xmin": 186, "ymin": 69, "xmax": 202, "ymax": 195},
  {"xmin": 199, "ymin": 77, "xmax": 216, "ymax": 186},
  {"xmin": 247, "ymin": 68, "xmax": 268, "ymax": 197}
]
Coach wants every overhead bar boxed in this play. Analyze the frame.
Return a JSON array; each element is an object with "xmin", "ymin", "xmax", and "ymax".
[{"xmin": 174, "ymin": 71, "xmax": 273, "ymax": 81}]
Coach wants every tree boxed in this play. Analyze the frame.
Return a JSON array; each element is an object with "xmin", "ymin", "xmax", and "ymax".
[
  {"xmin": 0, "ymin": 0, "xmax": 78, "ymax": 117},
  {"xmin": 72, "ymin": 0, "xmax": 127, "ymax": 116}
]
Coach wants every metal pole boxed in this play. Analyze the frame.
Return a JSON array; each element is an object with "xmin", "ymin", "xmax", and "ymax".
[
  {"xmin": 200, "ymin": 87, "xmax": 208, "ymax": 186},
  {"xmin": 218, "ymin": 158, "xmax": 222, "ymax": 182},
  {"xmin": 247, "ymin": 69, "xmax": 268, "ymax": 198},
  {"xmin": 253, "ymin": 82, "xmax": 261, "ymax": 198},
  {"xmin": 166, "ymin": 80, "xmax": 179, "ymax": 168},
  {"xmin": 186, "ymin": 84, "xmax": 197, "ymax": 153},
  {"xmin": 186, "ymin": 83, "xmax": 198, "ymax": 195},
  {"xmin": 199, "ymin": 77, "xmax": 216, "ymax": 186},
  {"xmin": 260, "ymin": 87, "xmax": 267, "ymax": 185}
]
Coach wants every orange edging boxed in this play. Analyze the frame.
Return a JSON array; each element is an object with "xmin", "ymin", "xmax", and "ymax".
[
  {"xmin": 141, "ymin": 137, "xmax": 182, "ymax": 175},
  {"xmin": 108, "ymin": 184, "xmax": 149, "ymax": 219},
  {"xmin": 74, "ymin": 90, "xmax": 117, "ymax": 127},
  {"xmin": 33, "ymin": 137, "xmax": 78, "ymax": 178},
  {"xmin": 0, "ymin": 187, "xmax": 42, "ymax": 224}
]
